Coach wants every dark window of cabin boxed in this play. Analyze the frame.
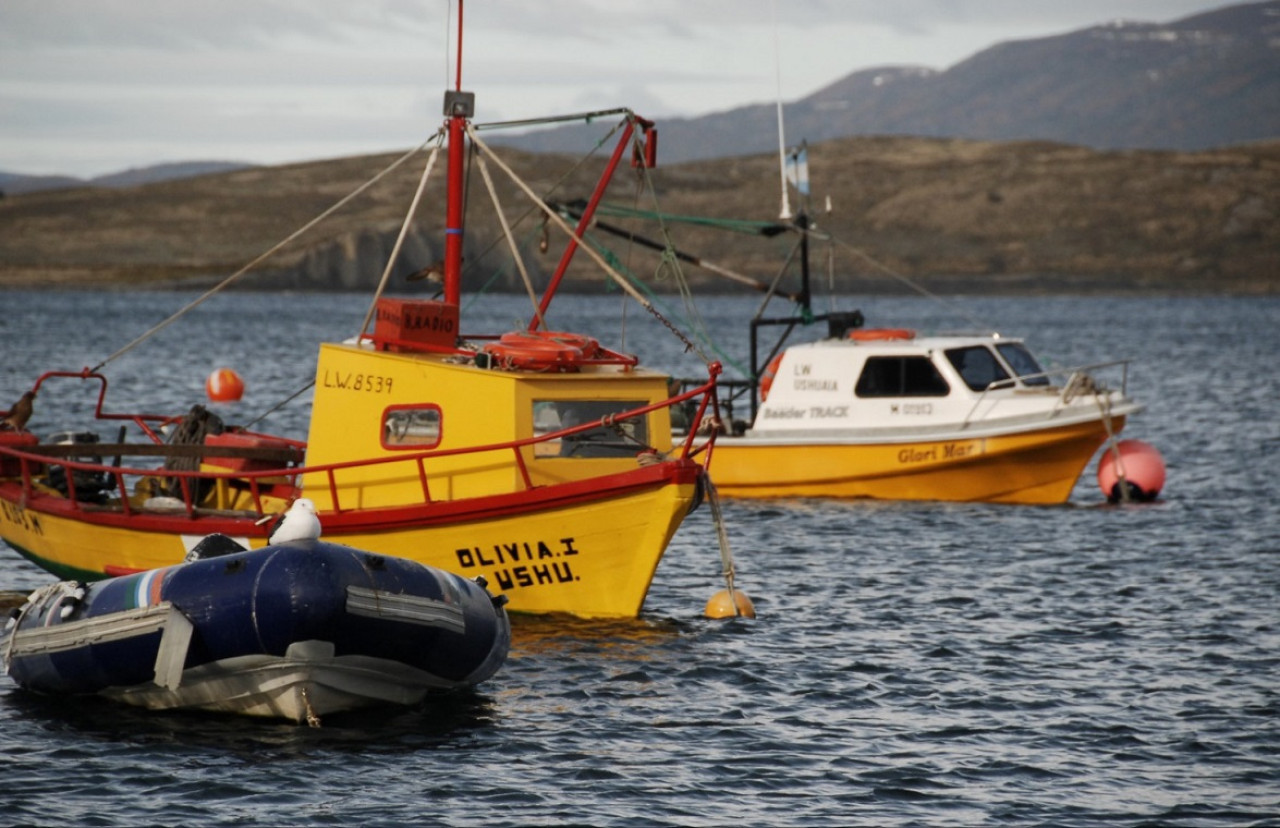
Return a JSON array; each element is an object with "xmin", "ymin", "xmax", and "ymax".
[
  {"xmin": 945, "ymin": 346, "xmax": 1012, "ymax": 391},
  {"xmin": 855, "ymin": 356, "xmax": 950, "ymax": 397},
  {"xmin": 532, "ymin": 399, "xmax": 648, "ymax": 458},
  {"xmin": 996, "ymin": 342, "xmax": 1050, "ymax": 386}
]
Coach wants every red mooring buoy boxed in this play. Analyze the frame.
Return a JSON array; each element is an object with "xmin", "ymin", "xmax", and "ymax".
[
  {"xmin": 1098, "ymin": 439, "xmax": 1166, "ymax": 503},
  {"xmin": 205, "ymin": 368, "xmax": 245, "ymax": 402}
]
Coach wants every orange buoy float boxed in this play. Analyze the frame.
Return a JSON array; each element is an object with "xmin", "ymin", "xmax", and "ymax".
[
  {"xmin": 205, "ymin": 368, "xmax": 245, "ymax": 402},
  {"xmin": 1098, "ymin": 439, "xmax": 1166, "ymax": 503},
  {"xmin": 848, "ymin": 328, "xmax": 915, "ymax": 342},
  {"xmin": 759, "ymin": 353, "xmax": 785, "ymax": 401},
  {"xmin": 705, "ymin": 588, "xmax": 756, "ymax": 619}
]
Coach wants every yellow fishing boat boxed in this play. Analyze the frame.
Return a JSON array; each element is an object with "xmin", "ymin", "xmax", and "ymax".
[{"xmin": 0, "ymin": 4, "xmax": 728, "ymax": 618}]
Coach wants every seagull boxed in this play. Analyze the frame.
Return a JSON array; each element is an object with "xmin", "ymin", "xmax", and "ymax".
[
  {"xmin": 1, "ymin": 391, "xmax": 35, "ymax": 432},
  {"xmin": 268, "ymin": 498, "xmax": 322, "ymax": 544},
  {"xmin": 406, "ymin": 259, "xmax": 447, "ymax": 283}
]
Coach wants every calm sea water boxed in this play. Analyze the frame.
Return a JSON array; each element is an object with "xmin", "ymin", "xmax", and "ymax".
[{"xmin": 1, "ymin": 289, "xmax": 1277, "ymax": 827}]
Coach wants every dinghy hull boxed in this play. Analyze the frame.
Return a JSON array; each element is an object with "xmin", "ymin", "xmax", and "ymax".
[{"xmin": 2, "ymin": 540, "xmax": 510, "ymax": 723}]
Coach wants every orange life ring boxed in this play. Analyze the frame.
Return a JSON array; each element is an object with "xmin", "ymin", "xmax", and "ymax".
[
  {"xmin": 482, "ymin": 330, "xmax": 601, "ymax": 372},
  {"xmin": 848, "ymin": 328, "xmax": 915, "ymax": 342},
  {"xmin": 759, "ymin": 353, "xmax": 785, "ymax": 401}
]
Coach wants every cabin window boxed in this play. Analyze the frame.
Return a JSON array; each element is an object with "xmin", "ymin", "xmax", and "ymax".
[
  {"xmin": 946, "ymin": 346, "xmax": 1012, "ymax": 391},
  {"xmin": 381, "ymin": 405, "xmax": 442, "ymax": 449},
  {"xmin": 996, "ymin": 343, "xmax": 1050, "ymax": 386},
  {"xmin": 855, "ymin": 357, "xmax": 950, "ymax": 397},
  {"xmin": 532, "ymin": 399, "xmax": 648, "ymax": 458}
]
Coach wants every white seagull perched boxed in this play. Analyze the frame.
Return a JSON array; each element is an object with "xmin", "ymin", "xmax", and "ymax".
[{"xmin": 268, "ymin": 498, "xmax": 322, "ymax": 544}]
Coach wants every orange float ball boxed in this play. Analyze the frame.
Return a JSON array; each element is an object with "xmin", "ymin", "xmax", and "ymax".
[
  {"xmin": 206, "ymin": 368, "xmax": 245, "ymax": 402},
  {"xmin": 705, "ymin": 588, "xmax": 756, "ymax": 619}
]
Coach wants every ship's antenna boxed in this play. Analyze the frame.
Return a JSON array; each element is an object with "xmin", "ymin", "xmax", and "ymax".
[
  {"xmin": 772, "ymin": 0, "xmax": 791, "ymax": 221},
  {"xmin": 444, "ymin": 0, "xmax": 452, "ymax": 89},
  {"xmin": 454, "ymin": 0, "xmax": 464, "ymax": 90}
]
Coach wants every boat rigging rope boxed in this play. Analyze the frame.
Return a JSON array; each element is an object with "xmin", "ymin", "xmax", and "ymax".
[
  {"xmin": 588, "ymin": 203, "xmax": 784, "ymax": 236},
  {"xmin": 358, "ymin": 141, "xmax": 444, "ymax": 341},
  {"xmin": 822, "ymin": 232, "xmax": 990, "ymax": 331},
  {"xmin": 241, "ymin": 379, "xmax": 315, "ymax": 432},
  {"xmin": 567, "ymin": 232, "xmax": 751, "ymax": 376},
  {"xmin": 473, "ymin": 152, "xmax": 546, "ymax": 329},
  {"xmin": 571, "ymin": 192, "xmax": 994, "ymax": 333},
  {"xmin": 453, "ymin": 116, "xmax": 628, "ymax": 318},
  {"xmin": 90, "ymin": 135, "xmax": 443, "ymax": 375},
  {"xmin": 755, "ymin": 234, "xmax": 804, "ymax": 320},
  {"xmin": 623, "ymin": 131, "xmax": 717, "ymax": 363},
  {"xmin": 465, "ymin": 123, "xmax": 709, "ymax": 364}
]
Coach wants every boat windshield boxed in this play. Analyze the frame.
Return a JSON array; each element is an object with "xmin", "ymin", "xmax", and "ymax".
[
  {"xmin": 995, "ymin": 342, "xmax": 1050, "ymax": 386},
  {"xmin": 945, "ymin": 346, "xmax": 1012, "ymax": 392},
  {"xmin": 532, "ymin": 400, "xmax": 649, "ymax": 458}
]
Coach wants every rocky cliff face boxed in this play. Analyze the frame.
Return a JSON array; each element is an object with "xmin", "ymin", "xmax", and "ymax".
[{"xmin": 254, "ymin": 225, "xmax": 441, "ymax": 291}]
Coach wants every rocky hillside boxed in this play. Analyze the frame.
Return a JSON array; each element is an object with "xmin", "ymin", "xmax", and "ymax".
[{"xmin": 0, "ymin": 135, "xmax": 1276, "ymax": 295}]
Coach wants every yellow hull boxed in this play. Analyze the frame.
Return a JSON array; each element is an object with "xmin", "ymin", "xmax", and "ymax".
[
  {"xmin": 0, "ymin": 471, "xmax": 699, "ymax": 619},
  {"xmin": 709, "ymin": 418, "xmax": 1124, "ymax": 505}
]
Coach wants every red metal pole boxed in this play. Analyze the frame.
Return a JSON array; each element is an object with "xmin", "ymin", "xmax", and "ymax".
[
  {"xmin": 529, "ymin": 120, "xmax": 636, "ymax": 330},
  {"xmin": 444, "ymin": 113, "xmax": 466, "ymax": 307}
]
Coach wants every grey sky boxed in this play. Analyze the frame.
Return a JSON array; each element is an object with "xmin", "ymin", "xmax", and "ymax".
[{"xmin": 0, "ymin": 1, "xmax": 1231, "ymax": 177}]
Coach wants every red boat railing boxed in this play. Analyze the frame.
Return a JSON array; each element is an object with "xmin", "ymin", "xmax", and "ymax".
[
  {"xmin": 0, "ymin": 364, "xmax": 722, "ymax": 521},
  {"xmin": 25, "ymin": 369, "xmax": 208, "ymax": 445}
]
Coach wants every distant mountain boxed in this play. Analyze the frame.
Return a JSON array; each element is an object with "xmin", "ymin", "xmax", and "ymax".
[
  {"xmin": 0, "ymin": 172, "xmax": 83, "ymax": 196},
  {"xmin": 0, "ymin": 161, "xmax": 254, "ymax": 197},
  {"xmin": 88, "ymin": 161, "xmax": 255, "ymax": 189},
  {"xmin": 497, "ymin": 0, "xmax": 1280, "ymax": 162}
]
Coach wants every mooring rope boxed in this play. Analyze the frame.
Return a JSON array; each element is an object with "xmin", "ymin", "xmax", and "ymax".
[
  {"xmin": 704, "ymin": 477, "xmax": 743, "ymax": 617},
  {"xmin": 1094, "ymin": 389, "xmax": 1132, "ymax": 503}
]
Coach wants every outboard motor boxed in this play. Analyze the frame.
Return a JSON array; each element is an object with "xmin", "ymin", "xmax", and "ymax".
[{"xmin": 45, "ymin": 431, "xmax": 112, "ymax": 503}]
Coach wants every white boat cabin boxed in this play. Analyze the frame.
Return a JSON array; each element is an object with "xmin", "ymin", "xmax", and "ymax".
[{"xmin": 750, "ymin": 331, "xmax": 1116, "ymax": 439}]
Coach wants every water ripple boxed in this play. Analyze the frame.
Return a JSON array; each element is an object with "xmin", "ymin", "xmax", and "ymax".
[{"xmin": 2, "ymin": 293, "xmax": 1279, "ymax": 825}]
